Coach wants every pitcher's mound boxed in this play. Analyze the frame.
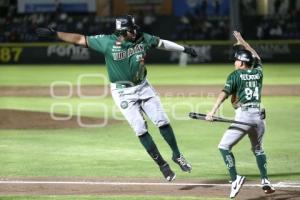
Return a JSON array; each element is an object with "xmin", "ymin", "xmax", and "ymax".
[{"xmin": 0, "ymin": 109, "xmax": 120, "ymax": 129}]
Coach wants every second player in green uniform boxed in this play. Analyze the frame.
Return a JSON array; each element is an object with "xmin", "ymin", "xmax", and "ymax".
[{"xmin": 205, "ymin": 31, "xmax": 275, "ymax": 198}]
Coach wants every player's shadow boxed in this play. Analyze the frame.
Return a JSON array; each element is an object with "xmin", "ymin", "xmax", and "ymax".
[
  {"xmin": 243, "ymin": 172, "xmax": 300, "ymax": 178},
  {"xmin": 247, "ymin": 190, "xmax": 300, "ymax": 200},
  {"xmin": 179, "ymin": 179, "xmax": 228, "ymax": 190},
  {"xmin": 231, "ymin": 172, "xmax": 300, "ymax": 200},
  {"xmin": 179, "ymin": 185, "xmax": 213, "ymax": 190}
]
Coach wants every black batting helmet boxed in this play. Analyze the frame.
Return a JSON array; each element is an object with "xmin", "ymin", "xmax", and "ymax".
[
  {"xmin": 234, "ymin": 49, "xmax": 254, "ymax": 66},
  {"xmin": 115, "ymin": 15, "xmax": 139, "ymax": 34}
]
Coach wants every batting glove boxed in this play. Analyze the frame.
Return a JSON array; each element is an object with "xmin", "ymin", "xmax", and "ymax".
[
  {"xmin": 183, "ymin": 46, "xmax": 197, "ymax": 58},
  {"xmin": 36, "ymin": 27, "xmax": 57, "ymax": 38}
]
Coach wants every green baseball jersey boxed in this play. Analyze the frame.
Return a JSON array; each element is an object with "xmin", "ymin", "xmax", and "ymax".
[
  {"xmin": 87, "ymin": 32, "xmax": 159, "ymax": 84},
  {"xmin": 223, "ymin": 59, "xmax": 263, "ymax": 107}
]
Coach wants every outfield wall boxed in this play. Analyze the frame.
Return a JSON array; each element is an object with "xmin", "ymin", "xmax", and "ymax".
[{"xmin": 1, "ymin": 40, "xmax": 300, "ymax": 64}]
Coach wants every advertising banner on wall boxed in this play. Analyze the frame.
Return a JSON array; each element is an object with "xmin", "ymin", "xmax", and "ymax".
[
  {"xmin": 1, "ymin": 41, "xmax": 300, "ymax": 64},
  {"xmin": 0, "ymin": 43, "xmax": 101, "ymax": 64}
]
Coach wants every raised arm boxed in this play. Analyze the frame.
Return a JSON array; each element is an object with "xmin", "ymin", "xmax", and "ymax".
[
  {"xmin": 233, "ymin": 31, "xmax": 260, "ymax": 60},
  {"xmin": 36, "ymin": 27, "xmax": 87, "ymax": 47}
]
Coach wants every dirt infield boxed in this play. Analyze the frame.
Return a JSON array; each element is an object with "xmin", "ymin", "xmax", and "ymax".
[
  {"xmin": 0, "ymin": 109, "xmax": 120, "ymax": 129},
  {"xmin": 0, "ymin": 178, "xmax": 300, "ymax": 199}
]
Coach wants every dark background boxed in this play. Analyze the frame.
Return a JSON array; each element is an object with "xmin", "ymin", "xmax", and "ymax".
[{"xmin": 0, "ymin": 0, "xmax": 300, "ymax": 64}]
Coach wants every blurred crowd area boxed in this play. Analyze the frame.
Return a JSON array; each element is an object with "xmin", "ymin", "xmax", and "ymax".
[
  {"xmin": 0, "ymin": 2, "xmax": 114, "ymax": 42},
  {"xmin": 0, "ymin": 0, "xmax": 300, "ymax": 42},
  {"xmin": 242, "ymin": 13, "xmax": 300, "ymax": 40},
  {"xmin": 240, "ymin": 0, "xmax": 300, "ymax": 40}
]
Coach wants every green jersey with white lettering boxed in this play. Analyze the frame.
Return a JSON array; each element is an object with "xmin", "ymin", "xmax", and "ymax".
[
  {"xmin": 223, "ymin": 59, "xmax": 263, "ymax": 107},
  {"xmin": 87, "ymin": 33, "xmax": 159, "ymax": 84}
]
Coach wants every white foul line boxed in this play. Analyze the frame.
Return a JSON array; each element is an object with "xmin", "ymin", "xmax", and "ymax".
[{"xmin": 0, "ymin": 180, "xmax": 299, "ymax": 188}]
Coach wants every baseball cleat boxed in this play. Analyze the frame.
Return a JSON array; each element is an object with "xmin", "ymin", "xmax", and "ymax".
[
  {"xmin": 159, "ymin": 163, "xmax": 176, "ymax": 182},
  {"xmin": 172, "ymin": 154, "xmax": 192, "ymax": 173},
  {"xmin": 261, "ymin": 178, "xmax": 275, "ymax": 194},
  {"xmin": 229, "ymin": 175, "xmax": 246, "ymax": 199}
]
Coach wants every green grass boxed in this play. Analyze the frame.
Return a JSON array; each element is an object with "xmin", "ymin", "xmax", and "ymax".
[
  {"xmin": 0, "ymin": 64, "xmax": 300, "ymax": 86},
  {"xmin": 0, "ymin": 96, "xmax": 299, "ymax": 180},
  {"xmin": 0, "ymin": 64, "xmax": 299, "ymax": 200}
]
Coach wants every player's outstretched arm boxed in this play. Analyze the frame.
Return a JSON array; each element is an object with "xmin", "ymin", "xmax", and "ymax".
[
  {"xmin": 233, "ymin": 31, "xmax": 260, "ymax": 60},
  {"xmin": 156, "ymin": 39, "xmax": 197, "ymax": 57},
  {"xmin": 57, "ymin": 32, "xmax": 87, "ymax": 46},
  {"xmin": 36, "ymin": 27, "xmax": 87, "ymax": 47}
]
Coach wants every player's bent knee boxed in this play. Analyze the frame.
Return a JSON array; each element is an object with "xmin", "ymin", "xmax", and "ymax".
[
  {"xmin": 218, "ymin": 144, "xmax": 230, "ymax": 151},
  {"xmin": 134, "ymin": 127, "xmax": 148, "ymax": 136},
  {"xmin": 128, "ymin": 117, "xmax": 148, "ymax": 136},
  {"xmin": 132, "ymin": 123, "xmax": 148, "ymax": 136},
  {"xmin": 155, "ymin": 119, "xmax": 169, "ymax": 127},
  {"xmin": 137, "ymin": 131, "xmax": 149, "ymax": 137},
  {"xmin": 158, "ymin": 123, "xmax": 170, "ymax": 129}
]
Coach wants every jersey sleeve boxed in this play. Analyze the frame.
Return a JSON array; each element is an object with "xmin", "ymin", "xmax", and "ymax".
[
  {"xmin": 142, "ymin": 33, "xmax": 160, "ymax": 49},
  {"xmin": 222, "ymin": 72, "xmax": 237, "ymax": 95},
  {"xmin": 86, "ymin": 34, "xmax": 109, "ymax": 53}
]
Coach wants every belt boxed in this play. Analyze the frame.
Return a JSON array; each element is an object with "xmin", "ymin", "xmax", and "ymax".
[
  {"xmin": 115, "ymin": 83, "xmax": 135, "ymax": 89},
  {"xmin": 112, "ymin": 79, "xmax": 145, "ymax": 89},
  {"xmin": 241, "ymin": 107, "xmax": 260, "ymax": 111},
  {"xmin": 239, "ymin": 103, "xmax": 260, "ymax": 111}
]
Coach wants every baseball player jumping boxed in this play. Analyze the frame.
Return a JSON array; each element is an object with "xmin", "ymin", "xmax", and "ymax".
[
  {"xmin": 36, "ymin": 15, "xmax": 197, "ymax": 181},
  {"xmin": 205, "ymin": 31, "xmax": 275, "ymax": 198}
]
